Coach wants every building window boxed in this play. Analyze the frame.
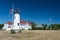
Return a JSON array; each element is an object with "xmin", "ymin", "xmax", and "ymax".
[
  {"xmin": 18, "ymin": 23, "xmax": 19, "ymax": 26},
  {"xmin": 8, "ymin": 26, "xmax": 11, "ymax": 28}
]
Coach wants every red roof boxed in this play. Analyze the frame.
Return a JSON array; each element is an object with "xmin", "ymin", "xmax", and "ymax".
[
  {"xmin": 20, "ymin": 20, "xmax": 31, "ymax": 25},
  {"xmin": 6, "ymin": 22, "xmax": 12, "ymax": 25},
  {"xmin": 20, "ymin": 20, "xmax": 26, "ymax": 24}
]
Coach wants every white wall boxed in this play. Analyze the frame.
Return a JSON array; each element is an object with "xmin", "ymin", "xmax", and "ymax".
[
  {"xmin": 13, "ymin": 13, "xmax": 20, "ymax": 29},
  {"xmin": 3, "ymin": 24, "xmax": 12, "ymax": 30},
  {"xmin": 3, "ymin": 23, "xmax": 32, "ymax": 30},
  {"xmin": 20, "ymin": 24, "xmax": 32, "ymax": 30}
]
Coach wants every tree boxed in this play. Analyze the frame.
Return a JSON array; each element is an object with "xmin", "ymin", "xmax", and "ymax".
[
  {"xmin": 30, "ymin": 21, "xmax": 36, "ymax": 30},
  {"xmin": 42, "ymin": 24, "xmax": 47, "ymax": 30},
  {"xmin": 0, "ymin": 24, "xmax": 4, "ymax": 30},
  {"xmin": 55, "ymin": 24, "xmax": 60, "ymax": 29},
  {"xmin": 48, "ymin": 25, "xmax": 50, "ymax": 30},
  {"xmin": 50, "ymin": 24, "xmax": 59, "ymax": 30}
]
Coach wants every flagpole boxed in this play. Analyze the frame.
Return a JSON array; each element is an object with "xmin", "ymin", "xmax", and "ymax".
[{"xmin": 12, "ymin": 4, "xmax": 14, "ymax": 30}]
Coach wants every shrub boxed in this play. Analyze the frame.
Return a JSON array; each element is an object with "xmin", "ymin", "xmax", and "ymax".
[{"xmin": 11, "ymin": 29, "xmax": 16, "ymax": 34}]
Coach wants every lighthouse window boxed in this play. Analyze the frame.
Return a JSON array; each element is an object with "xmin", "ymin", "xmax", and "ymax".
[{"xmin": 18, "ymin": 23, "xmax": 19, "ymax": 26}]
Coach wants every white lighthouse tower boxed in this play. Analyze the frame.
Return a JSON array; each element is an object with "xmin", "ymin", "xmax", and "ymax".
[{"xmin": 13, "ymin": 9, "xmax": 20, "ymax": 32}]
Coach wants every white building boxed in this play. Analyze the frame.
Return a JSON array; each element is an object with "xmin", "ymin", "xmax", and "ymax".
[
  {"xmin": 3, "ymin": 21, "xmax": 32, "ymax": 30},
  {"xmin": 3, "ymin": 22, "xmax": 12, "ymax": 30},
  {"xmin": 35, "ymin": 24, "xmax": 43, "ymax": 28},
  {"xmin": 3, "ymin": 9, "xmax": 32, "ymax": 30}
]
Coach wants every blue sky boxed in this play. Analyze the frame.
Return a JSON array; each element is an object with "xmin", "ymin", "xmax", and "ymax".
[{"xmin": 0, "ymin": 0, "xmax": 60, "ymax": 24}]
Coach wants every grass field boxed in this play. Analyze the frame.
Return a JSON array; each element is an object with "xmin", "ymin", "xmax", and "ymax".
[{"xmin": 0, "ymin": 30, "xmax": 60, "ymax": 40}]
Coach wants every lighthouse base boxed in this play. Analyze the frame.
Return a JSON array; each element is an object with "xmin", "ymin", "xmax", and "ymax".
[{"xmin": 11, "ymin": 29, "xmax": 21, "ymax": 34}]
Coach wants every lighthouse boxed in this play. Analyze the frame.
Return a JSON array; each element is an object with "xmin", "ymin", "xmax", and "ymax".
[{"xmin": 13, "ymin": 9, "xmax": 20, "ymax": 32}]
